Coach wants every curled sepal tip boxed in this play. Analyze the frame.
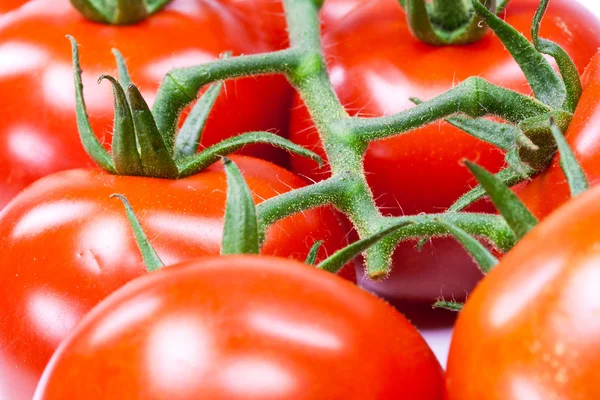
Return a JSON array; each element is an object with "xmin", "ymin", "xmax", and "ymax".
[
  {"xmin": 531, "ymin": 0, "xmax": 582, "ymax": 113},
  {"xmin": 465, "ymin": 160, "xmax": 537, "ymax": 240},
  {"xmin": 111, "ymin": 48, "xmax": 133, "ymax": 89},
  {"xmin": 471, "ymin": 0, "xmax": 566, "ymax": 109},
  {"xmin": 111, "ymin": 194, "xmax": 164, "ymax": 272},
  {"xmin": 305, "ymin": 240, "xmax": 324, "ymax": 265},
  {"xmin": 67, "ymin": 35, "xmax": 116, "ymax": 173},
  {"xmin": 436, "ymin": 219, "xmax": 498, "ymax": 274},
  {"xmin": 98, "ymin": 74, "xmax": 144, "ymax": 176},
  {"xmin": 318, "ymin": 221, "xmax": 414, "ymax": 274},
  {"xmin": 221, "ymin": 157, "xmax": 260, "ymax": 255},
  {"xmin": 126, "ymin": 84, "xmax": 179, "ymax": 179},
  {"xmin": 549, "ymin": 118, "xmax": 588, "ymax": 197},
  {"xmin": 70, "ymin": 0, "xmax": 171, "ymax": 25}
]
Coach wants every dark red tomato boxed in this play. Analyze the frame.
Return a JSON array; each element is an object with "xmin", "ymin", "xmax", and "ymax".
[
  {"xmin": 519, "ymin": 51, "xmax": 600, "ymax": 218},
  {"xmin": 446, "ymin": 184, "xmax": 600, "ymax": 400},
  {"xmin": 0, "ymin": 156, "xmax": 349, "ymax": 400},
  {"xmin": 288, "ymin": 0, "xmax": 600, "ymax": 302},
  {"xmin": 0, "ymin": 0, "xmax": 292, "ymax": 209},
  {"xmin": 34, "ymin": 256, "xmax": 443, "ymax": 400}
]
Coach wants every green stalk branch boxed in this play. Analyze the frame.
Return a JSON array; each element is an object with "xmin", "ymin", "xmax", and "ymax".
[
  {"xmin": 153, "ymin": 49, "xmax": 301, "ymax": 149},
  {"xmin": 80, "ymin": 0, "xmax": 564, "ymax": 280},
  {"xmin": 257, "ymin": 176, "xmax": 346, "ymax": 229},
  {"xmin": 351, "ymin": 77, "xmax": 551, "ymax": 142}
]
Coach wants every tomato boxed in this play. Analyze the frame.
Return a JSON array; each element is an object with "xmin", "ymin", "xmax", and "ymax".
[
  {"xmin": 34, "ymin": 255, "xmax": 443, "ymax": 400},
  {"xmin": 445, "ymin": 184, "xmax": 600, "ymax": 400},
  {"xmin": 0, "ymin": 156, "xmax": 349, "ymax": 400},
  {"xmin": 0, "ymin": 0, "xmax": 27, "ymax": 14},
  {"xmin": 288, "ymin": 0, "xmax": 600, "ymax": 302},
  {"xmin": 0, "ymin": 0, "xmax": 293, "ymax": 209},
  {"xmin": 518, "ymin": 51, "xmax": 600, "ymax": 218}
]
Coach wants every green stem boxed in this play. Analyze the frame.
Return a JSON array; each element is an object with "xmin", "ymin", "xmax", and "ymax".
[
  {"xmin": 257, "ymin": 176, "xmax": 345, "ymax": 228},
  {"xmin": 177, "ymin": 132, "xmax": 323, "ymax": 178},
  {"xmin": 153, "ymin": 49, "xmax": 301, "ymax": 148},
  {"xmin": 352, "ymin": 77, "xmax": 551, "ymax": 142},
  {"xmin": 127, "ymin": 0, "xmax": 544, "ymax": 279}
]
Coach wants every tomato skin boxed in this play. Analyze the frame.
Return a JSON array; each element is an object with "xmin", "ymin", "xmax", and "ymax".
[
  {"xmin": 519, "ymin": 51, "xmax": 600, "ymax": 218},
  {"xmin": 446, "ymin": 184, "xmax": 600, "ymax": 400},
  {"xmin": 289, "ymin": 0, "xmax": 600, "ymax": 302},
  {"xmin": 0, "ymin": 0, "xmax": 293, "ymax": 209},
  {"xmin": 34, "ymin": 255, "xmax": 443, "ymax": 400},
  {"xmin": 0, "ymin": 0, "xmax": 27, "ymax": 14},
  {"xmin": 0, "ymin": 156, "xmax": 349, "ymax": 400}
]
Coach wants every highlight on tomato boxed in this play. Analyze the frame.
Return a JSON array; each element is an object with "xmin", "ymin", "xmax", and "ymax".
[
  {"xmin": 288, "ymin": 0, "xmax": 600, "ymax": 302},
  {"xmin": 0, "ymin": 0, "xmax": 292, "ymax": 209},
  {"xmin": 34, "ymin": 256, "xmax": 444, "ymax": 400}
]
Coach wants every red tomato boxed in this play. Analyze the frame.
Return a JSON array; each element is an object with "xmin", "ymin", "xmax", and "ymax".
[
  {"xmin": 446, "ymin": 184, "xmax": 600, "ymax": 400},
  {"xmin": 0, "ymin": 0, "xmax": 292, "ymax": 209},
  {"xmin": 34, "ymin": 256, "xmax": 443, "ymax": 400},
  {"xmin": 519, "ymin": 51, "xmax": 600, "ymax": 218},
  {"xmin": 0, "ymin": 0, "xmax": 27, "ymax": 14},
  {"xmin": 0, "ymin": 156, "xmax": 350, "ymax": 400},
  {"xmin": 288, "ymin": 0, "xmax": 600, "ymax": 302}
]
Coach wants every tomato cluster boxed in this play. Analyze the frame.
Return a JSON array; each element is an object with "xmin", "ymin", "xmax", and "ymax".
[{"xmin": 2, "ymin": 0, "xmax": 600, "ymax": 399}]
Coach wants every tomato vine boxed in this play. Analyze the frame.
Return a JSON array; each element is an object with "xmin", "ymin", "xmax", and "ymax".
[{"xmin": 71, "ymin": 0, "xmax": 579, "ymax": 280}]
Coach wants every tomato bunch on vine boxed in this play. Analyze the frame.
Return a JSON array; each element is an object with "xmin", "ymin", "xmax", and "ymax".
[{"xmin": 1, "ymin": 0, "xmax": 600, "ymax": 399}]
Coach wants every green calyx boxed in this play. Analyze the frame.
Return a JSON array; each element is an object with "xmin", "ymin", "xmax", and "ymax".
[
  {"xmin": 398, "ymin": 0, "xmax": 499, "ymax": 45},
  {"xmin": 69, "ymin": 0, "xmax": 171, "ymax": 25},
  {"xmin": 68, "ymin": 37, "xmax": 323, "ymax": 180}
]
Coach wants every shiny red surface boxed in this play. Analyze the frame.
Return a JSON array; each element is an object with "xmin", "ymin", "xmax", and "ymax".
[
  {"xmin": 446, "ymin": 184, "xmax": 600, "ymax": 399},
  {"xmin": 0, "ymin": 0, "xmax": 27, "ymax": 14},
  {"xmin": 519, "ymin": 51, "xmax": 600, "ymax": 218},
  {"xmin": 0, "ymin": 156, "xmax": 349, "ymax": 400},
  {"xmin": 34, "ymin": 256, "xmax": 443, "ymax": 400},
  {"xmin": 0, "ymin": 0, "xmax": 293, "ymax": 208},
  {"xmin": 289, "ymin": 0, "xmax": 600, "ymax": 301}
]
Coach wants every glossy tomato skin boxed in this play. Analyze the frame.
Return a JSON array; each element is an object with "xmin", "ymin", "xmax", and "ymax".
[
  {"xmin": 519, "ymin": 51, "xmax": 600, "ymax": 218},
  {"xmin": 0, "ymin": 0, "xmax": 27, "ymax": 14},
  {"xmin": 446, "ymin": 184, "xmax": 600, "ymax": 400},
  {"xmin": 34, "ymin": 256, "xmax": 444, "ymax": 400},
  {"xmin": 0, "ymin": 156, "xmax": 349, "ymax": 400},
  {"xmin": 0, "ymin": 0, "xmax": 292, "ymax": 209},
  {"xmin": 289, "ymin": 0, "xmax": 600, "ymax": 302}
]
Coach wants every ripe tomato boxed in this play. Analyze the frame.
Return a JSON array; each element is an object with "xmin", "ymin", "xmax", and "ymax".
[
  {"xmin": 0, "ymin": 0, "xmax": 292, "ymax": 209},
  {"xmin": 446, "ymin": 184, "xmax": 600, "ymax": 400},
  {"xmin": 518, "ymin": 51, "xmax": 600, "ymax": 218},
  {"xmin": 34, "ymin": 256, "xmax": 443, "ymax": 400},
  {"xmin": 0, "ymin": 156, "xmax": 349, "ymax": 400},
  {"xmin": 0, "ymin": 0, "xmax": 27, "ymax": 14},
  {"xmin": 288, "ymin": 0, "xmax": 600, "ymax": 302}
]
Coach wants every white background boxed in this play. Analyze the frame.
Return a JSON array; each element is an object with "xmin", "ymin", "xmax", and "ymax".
[
  {"xmin": 424, "ymin": 0, "xmax": 600, "ymax": 367},
  {"xmin": 579, "ymin": 0, "xmax": 600, "ymax": 15}
]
